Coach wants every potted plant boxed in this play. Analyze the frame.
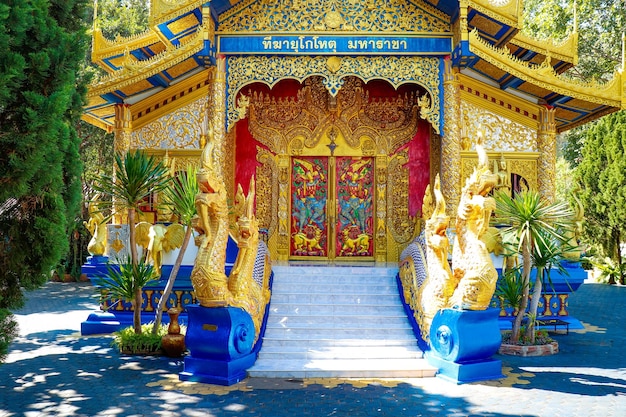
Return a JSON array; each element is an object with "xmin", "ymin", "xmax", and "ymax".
[
  {"xmin": 494, "ymin": 190, "xmax": 575, "ymax": 346},
  {"xmin": 95, "ymin": 257, "xmax": 162, "ymax": 353},
  {"xmin": 92, "ymin": 150, "xmax": 171, "ymax": 334},
  {"xmin": 112, "ymin": 322, "xmax": 168, "ymax": 355}
]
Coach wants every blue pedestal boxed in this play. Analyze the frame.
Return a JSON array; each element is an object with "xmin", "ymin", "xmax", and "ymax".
[
  {"xmin": 179, "ymin": 305, "xmax": 257, "ymax": 385},
  {"xmin": 81, "ymin": 311, "xmax": 121, "ymax": 335},
  {"xmin": 426, "ymin": 308, "xmax": 504, "ymax": 384},
  {"xmin": 81, "ymin": 256, "xmax": 110, "ymax": 280}
]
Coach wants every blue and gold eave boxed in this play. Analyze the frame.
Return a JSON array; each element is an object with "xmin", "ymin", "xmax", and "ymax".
[
  {"xmin": 463, "ymin": 29, "xmax": 625, "ymax": 133},
  {"xmin": 85, "ymin": 3, "xmax": 216, "ymax": 132}
]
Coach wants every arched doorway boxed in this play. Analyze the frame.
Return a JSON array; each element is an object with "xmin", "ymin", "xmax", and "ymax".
[{"xmin": 231, "ymin": 76, "xmax": 431, "ymax": 262}]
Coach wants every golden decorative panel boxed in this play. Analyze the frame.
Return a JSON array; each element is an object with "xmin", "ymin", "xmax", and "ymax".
[
  {"xmin": 565, "ymin": 99, "xmax": 602, "ymax": 111},
  {"xmin": 219, "ymin": 0, "xmax": 450, "ymax": 33},
  {"xmin": 256, "ymin": 147, "xmax": 279, "ymax": 239},
  {"xmin": 554, "ymin": 107, "xmax": 583, "ymax": 122},
  {"xmin": 130, "ymin": 96, "xmax": 207, "ymax": 149},
  {"xmin": 387, "ymin": 150, "xmax": 416, "ymax": 244},
  {"xmin": 516, "ymin": 82, "xmax": 553, "ymax": 99},
  {"xmin": 226, "ymin": 55, "xmax": 442, "ymax": 134},
  {"xmin": 468, "ymin": 14, "xmax": 504, "ymax": 38},
  {"xmin": 441, "ymin": 63, "xmax": 461, "ymax": 216},
  {"xmin": 119, "ymin": 79, "xmax": 155, "ymax": 97},
  {"xmin": 460, "ymin": 100, "xmax": 537, "ymax": 152},
  {"xmin": 150, "ymin": 0, "xmax": 203, "ymax": 27},
  {"xmin": 471, "ymin": 59, "xmax": 507, "ymax": 80},
  {"xmin": 166, "ymin": 57, "xmax": 200, "ymax": 79},
  {"xmin": 247, "ymin": 76, "xmax": 422, "ymax": 156},
  {"xmin": 167, "ymin": 12, "xmax": 199, "ymax": 36}
]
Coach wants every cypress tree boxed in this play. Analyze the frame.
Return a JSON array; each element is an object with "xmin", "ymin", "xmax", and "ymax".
[
  {"xmin": 575, "ymin": 111, "xmax": 626, "ymax": 284},
  {"xmin": 0, "ymin": 0, "xmax": 89, "ymax": 358}
]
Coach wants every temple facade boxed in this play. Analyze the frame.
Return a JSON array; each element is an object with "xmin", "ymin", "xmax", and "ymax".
[{"xmin": 83, "ymin": 0, "xmax": 626, "ymax": 264}]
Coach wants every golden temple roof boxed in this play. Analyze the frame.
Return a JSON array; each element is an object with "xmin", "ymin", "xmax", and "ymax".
[{"xmin": 83, "ymin": 0, "xmax": 624, "ymax": 133}]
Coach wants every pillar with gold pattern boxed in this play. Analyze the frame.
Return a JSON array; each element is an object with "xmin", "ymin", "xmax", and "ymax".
[
  {"xmin": 538, "ymin": 106, "xmax": 557, "ymax": 203},
  {"xmin": 442, "ymin": 58, "xmax": 462, "ymax": 216}
]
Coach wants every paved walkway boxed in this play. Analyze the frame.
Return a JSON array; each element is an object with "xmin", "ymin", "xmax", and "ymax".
[{"xmin": 1, "ymin": 281, "xmax": 625, "ymax": 417}]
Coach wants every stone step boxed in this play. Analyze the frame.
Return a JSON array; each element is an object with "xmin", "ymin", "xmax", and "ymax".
[
  {"xmin": 268, "ymin": 303, "xmax": 406, "ymax": 315},
  {"xmin": 258, "ymin": 345, "xmax": 423, "ymax": 360},
  {"xmin": 259, "ymin": 337, "xmax": 419, "ymax": 348},
  {"xmin": 271, "ymin": 283, "xmax": 399, "ymax": 295},
  {"xmin": 248, "ymin": 265, "xmax": 428, "ymax": 379},
  {"xmin": 269, "ymin": 293, "xmax": 401, "ymax": 304},
  {"xmin": 266, "ymin": 314, "xmax": 409, "ymax": 327},
  {"xmin": 247, "ymin": 358, "xmax": 436, "ymax": 379}
]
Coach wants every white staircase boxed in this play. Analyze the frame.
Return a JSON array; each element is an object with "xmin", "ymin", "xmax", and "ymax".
[{"xmin": 247, "ymin": 265, "xmax": 436, "ymax": 379}]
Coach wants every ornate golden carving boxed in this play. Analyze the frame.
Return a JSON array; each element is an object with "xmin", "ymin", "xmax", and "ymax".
[
  {"xmin": 247, "ymin": 75, "xmax": 424, "ymax": 156},
  {"xmin": 449, "ymin": 135, "xmax": 498, "ymax": 310},
  {"xmin": 256, "ymin": 148, "xmax": 279, "ymax": 239},
  {"xmin": 131, "ymin": 97, "xmax": 207, "ymax": 149},
  {"xmin": 460, "ymin": 101, "xmax": 538, "ymax": 152},
  {"xmin": 376, "ymin": 155, "xmax": 388, "ymax": 262},
  {"xmin": 85, "ymin": 197, "xmax": 107, "ymax": 256},
  {"xmin": 469, "ymin": 0, "xmax": 521, "ymax": 28},
  {"xmin": 469, "ymin": 29, "xmax": 622, "ymax": 108},
  {"xmin": 135, "ymin": 222, "xmax": 185, "ymax": 276},
  {"xmin": 538, "ymin": 106, "xmax": 557, "ymax": 203},
  {"xmin": 276, "ymin": 155, "xmax": 290, "ymax": 259},
  {"xmin": 210, "ymin": 60, "xmax": 227, "ymax": 175},
  {"xmin": 191, "ymin": 139, "xmax": 270, "ymax": 336},
  {"xmin": 387, "ymin": 150, "xmax": 416, "ymax": 244},
  {"xmin": 442, "ymin": 60, "xmax": 461, "ymax": 216},
  {"xmin": 219, "ymin": 0, "xmax": 450, "ymax": 33},
  {"xmin": 511, "ymin": 31, "xmax": 578, "ymax": 65},
  {"xmin": 420, "ymin": 175, "xmax": 455, "ymax": 340},
  {"xmin": 226, "ymin": 55, "xmax": 441, "ymax": 134},
  {"xmin": 150, "ymin": 0, "xmax": 204, "ymax": 28}
]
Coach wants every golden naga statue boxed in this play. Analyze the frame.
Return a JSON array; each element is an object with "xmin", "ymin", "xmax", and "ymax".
[
  {"xmin": 84, "ymin": 196, "xmax": 107, "ymax": 256},
  {"xmin": 191, "ymin": 138, "xmax": 234, "ymax": 307},
  {"xmin": 135, "ymin": 222, "xmax": 185, "ymax": 276},
  {"xmin": 190, "ymin": 134, "xmax": 269, "ymax": 337},
  {"xmin": 449, "ymin": 133, "xmax": 499, "ymax": 310},
  {"xmin": 419, "ymin": 175, "xmax": 456, "ymax": 339}
]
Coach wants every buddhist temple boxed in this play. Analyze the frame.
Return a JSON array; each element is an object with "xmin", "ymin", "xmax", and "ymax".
[
  {"xmin": 83, "ymin": 0, "xmax": 625, "ymax": 263},
  {"xmin": 81, "ymin": 0, "xmax": 625, "ymax": 382}
]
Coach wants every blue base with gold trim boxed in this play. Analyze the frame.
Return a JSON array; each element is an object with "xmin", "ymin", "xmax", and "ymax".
[
  {"xmin": 425, "ymin": 353, "xmax": 504, "ymax": 384},
  {"xmin": 180, "ymin": 305, "xmax": 257, "ymax": 386},
  {"xmin": 179, "ymin": 354, "xmax": 256, "ymax": 385},
  {"xmin": 427, "ymin": 308, "xmax": 504, "ymax": 384}
]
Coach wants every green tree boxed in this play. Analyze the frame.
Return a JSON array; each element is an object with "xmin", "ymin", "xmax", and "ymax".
[
  {"xmin": 523, "ymin": 0, "xmax": 624, "ymax": 170},
  {"xmin": 0, "ymin": 0, "xmax": 89, "ymax": 357},
  {"xmin": 94, "ymin": 0, "xmax": 149, "ymax": 39},
  {"xmin": 575, "ymin": 111, "xmax": 626, "ymax": 284}
]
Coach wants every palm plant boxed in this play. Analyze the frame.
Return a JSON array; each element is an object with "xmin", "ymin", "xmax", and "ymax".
[
  {"xmin": 96, "ymin": 257, "xmax": 158, "ymax": 333},
  {"xmin": 527, "ymin": 228, "xmax": 571, "ymax": 342},
  {"xmin": 495, "ymin": 268, "xmax": 526, "ymax": 315},
  {"xmin": 93, "ymin": 150, "xmax": 171, "ymax": 334},
  {"xmin": 494, "ymin": 190, "xmax": 574, "ymax": 344},
  {"xmin": 151, "ymin": 165, "xmax": 199, "ymax": 334}
]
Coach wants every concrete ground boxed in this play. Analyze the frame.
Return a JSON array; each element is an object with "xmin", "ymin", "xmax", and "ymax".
[{"xmin": 1, "ymin": 280, "xmax": 625, "ymax": 417}]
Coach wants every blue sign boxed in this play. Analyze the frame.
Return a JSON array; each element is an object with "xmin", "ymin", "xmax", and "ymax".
[{"xmin": 218, "ymin": 35, "xmax": 451, "ymax": 55}]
